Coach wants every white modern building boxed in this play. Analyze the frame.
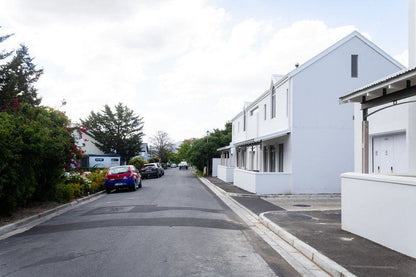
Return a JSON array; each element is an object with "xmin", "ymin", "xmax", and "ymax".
[
  {"xmin": 339, "ymin": 0, "xmax": 416, "ymax": 259},
  {"xmin": 218, "ymin": 31, "xmax": 403, "ymax": 194},
  {"xmin": 73, "ymin": 129, "xmax": 104, "ymax": 156}
]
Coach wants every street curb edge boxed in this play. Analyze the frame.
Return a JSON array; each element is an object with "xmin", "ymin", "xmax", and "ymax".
[{"xmin": 0, "ymin": 191, "xmax": 105, "ymax": 238}]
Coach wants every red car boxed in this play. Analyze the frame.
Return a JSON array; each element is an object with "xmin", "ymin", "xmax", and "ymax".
[{"xmin": 105, "ymin": 165, "xmax": 142, "ymax": 193}]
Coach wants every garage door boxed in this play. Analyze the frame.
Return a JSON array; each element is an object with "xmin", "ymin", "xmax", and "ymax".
[{"xmin": 372, "ymin": 133, "xmax": 407, "ymax": 174}]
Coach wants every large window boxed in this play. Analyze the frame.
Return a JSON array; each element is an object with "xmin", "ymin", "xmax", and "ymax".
[
  {"xmin": 263, "ymin": 146, "xmax": 268, "ymax": 172},
  {"xmin": 278, "ymin": 144, "xmax": 284, "ymax": 172},
  {"xmin": 270, "ymin": 145, "xmax": 276, "ymax": 172}
]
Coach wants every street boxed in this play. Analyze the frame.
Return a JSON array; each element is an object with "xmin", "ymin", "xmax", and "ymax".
[{"xmin": 0, "ymin": 169, "xmax": 299, "ymax": 277}]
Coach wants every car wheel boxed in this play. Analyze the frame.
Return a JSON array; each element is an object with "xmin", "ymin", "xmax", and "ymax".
[
  {"xmin": 106, "ymin": 188, "xmax": 111, "ymax": 194},
  {"xmin": 139, "ymin": 179, "xmax": 142, "ymax": 188}
]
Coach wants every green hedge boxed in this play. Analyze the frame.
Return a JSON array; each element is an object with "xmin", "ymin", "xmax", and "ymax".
[{"xmin": 0, "ymin": 104, "xmax": 75, "ymax": 215}]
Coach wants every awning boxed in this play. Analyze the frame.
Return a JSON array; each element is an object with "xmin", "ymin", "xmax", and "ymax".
[
  {"xmin": 234, "ymin": 139, "xmax": 260, "ymax": 148},
  {"xmin": 339, "ymin": 67, "xmax": 416, "ymax": 109},
  {"xmin": 254, "ymin": 129, "xmax": 290, "ymax": 142},
  {"xmin": 217, "ymin": 145, "xmax": 232, "ymax": 151}
]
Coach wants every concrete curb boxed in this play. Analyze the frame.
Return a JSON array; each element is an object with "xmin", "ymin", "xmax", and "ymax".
[
  {"xmin": 259, "ymin": 213, "xmax": 356, "ymax": 277},
  {"xmin": 0, "ymin": 191, "xmax": 105, "ymax": 239},
  {"xmin": 198, "ymin": 176, "xmax": 356, "ymax": 277}
]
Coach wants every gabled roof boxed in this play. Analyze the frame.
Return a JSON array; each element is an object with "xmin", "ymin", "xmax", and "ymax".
[
  {"xmin": 286, "ymin": 31, "xmax": 404, "ymax": 79},
  {"xmin": 230, "ymin": 31, "xmax": 403, "ymax": 122}
]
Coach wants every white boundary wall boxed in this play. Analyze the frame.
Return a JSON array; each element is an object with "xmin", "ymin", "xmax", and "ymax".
[
  {"xmin": 217, "ymin": 165, "xmax": 234, "ymax": 182},
  {"xmin": 341, "ymin": 172, "xmax": 416, "ymax": 258},
  {"xmin": 211, "ymin": 158, "xmax": 221, "ymax": 177},
  {"xmin": 234, "ymin": 168, "xmax": 292, "ymax": 194}
]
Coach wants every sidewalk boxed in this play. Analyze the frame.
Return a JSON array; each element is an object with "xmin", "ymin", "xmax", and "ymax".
[{"xmin": 205, "ymin": 177, "xmax": 416, "ymax": 277}]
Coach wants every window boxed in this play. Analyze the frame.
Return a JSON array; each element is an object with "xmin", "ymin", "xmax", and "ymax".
[
  {"xmin": 263, "ymin": 146, "xmax": 268, "ymax": 172},
  {"xmin": 271, "ymin": 89, "xmax": 276, "ymax": 118},
  {"xmin": 286, "ymin": 89, "xmax": 289, "ymax": 117},
  {"xmin": 269, "ymin": 145, "xmax": 276, "ymax": 172},
  {"xmin": 243, "ymin": 111, "xmax": 246, "ymax": 131},
  {"xmin": 111, "ymin": 158, "xmax": 119, "ymax": 162},
  {"xmin": 250, "ymin": 106, "xmax": 258, "ymax": 116},
  {"xmin": 278, "ymin": 144, "xmax": 284, "ymax": 172},
  {"xmin": 95, "ymin": 158, "xmax": 104, "ymax": 161},
  {"xmin": 351, "ymin": 54, "xmax": 358, "ymax": 78},
  {"xmin": 264, "ymin": 104, "xmax": 267, "ymax": 120}
]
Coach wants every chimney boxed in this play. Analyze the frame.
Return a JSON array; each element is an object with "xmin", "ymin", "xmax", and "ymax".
[{"xmin": 410, "ymin": 0, "xmax": 416, "ymax": 67}]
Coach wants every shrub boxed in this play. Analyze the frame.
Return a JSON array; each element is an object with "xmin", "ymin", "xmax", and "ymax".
[
  {"xmin": 0, "ymin": 104, "xmax": 75, "ymax": 215},
  {"xmin": 85, "ymin": 169, "xmax": 107, "ymax": 192},
  {"xmin": 55, "ymin": 183, "xmax": 74, "ymax": 203},
  {"xmin": 129, "ymin": 157, "xmax": 146, "ymax": 170}
]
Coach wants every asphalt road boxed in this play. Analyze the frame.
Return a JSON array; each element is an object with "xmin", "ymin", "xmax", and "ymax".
[{"xmin": 0, "ymin": 169, "xmax": 299, "ymax": 277}]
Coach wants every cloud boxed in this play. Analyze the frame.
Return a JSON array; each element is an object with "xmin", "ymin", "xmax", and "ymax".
[{"xmin": 0, "ymin": 0, "xmax": 377, "ymax": 142}]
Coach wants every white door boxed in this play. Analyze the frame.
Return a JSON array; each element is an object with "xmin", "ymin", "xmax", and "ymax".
[{"xmin": 372, "ymin": 133, "xmax": 407, "ymax": 174}]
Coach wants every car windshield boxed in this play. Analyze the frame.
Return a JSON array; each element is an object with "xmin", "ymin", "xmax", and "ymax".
[
  {"xmin": 108, "ymin": 166, "xmax": 130, "ymax": 174},
  {"xmin": 144, "ymin": 164, "xmax": 155, "ymax": 167}
]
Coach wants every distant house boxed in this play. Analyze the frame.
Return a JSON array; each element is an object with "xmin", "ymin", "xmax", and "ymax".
[
  {"xmin": 218, "ymin": 31, "xmax": 403, "ymax": 194},
  {"xmin": 138, "ymin": 143, "xmax": 149, "ymax": 161},
  {"xmin": 73, "ymin": 129, "xmax": 104, "ymax": 156}
]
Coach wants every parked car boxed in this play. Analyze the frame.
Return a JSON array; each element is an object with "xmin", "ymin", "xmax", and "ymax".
[
  {"xmin": 178, "ymin": 161, "xmax": 188, "ymax": 170},
  {"xmin": 141, "ymin": 163, "xmax": 163, "ymax": 178},
  {"xmin": 105, "ymin": 165, "xmax": 142, "ymax": 193},
  {"xmin": 170, "ymin": 163, "xmax": 177, "ymax": 168}
]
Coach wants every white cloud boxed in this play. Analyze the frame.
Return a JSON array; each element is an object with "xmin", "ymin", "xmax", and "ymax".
[{"xmin": 0, "ymin": 0, "xmax": 363, "ymax": 141}]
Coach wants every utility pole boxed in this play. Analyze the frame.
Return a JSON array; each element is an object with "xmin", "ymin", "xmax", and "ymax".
[{"xmin": 206, "ymin": 130, "xmax": 210, "ymax": 176}]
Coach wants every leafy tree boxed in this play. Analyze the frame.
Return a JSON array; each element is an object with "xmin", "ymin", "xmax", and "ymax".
[
  {"xmin": 81, "ymin": 103, "xmax": 144, "ymax": 164},
  {"xmin": 129, "ymin": 156, "xmax": 146, "ymax": 170},
  {"xmin": 149, "ymin": 131, "xmax": 174, "ymax": 163},
  {"xmin": 176, "ymin": 139, "xmax": 195, "ymax": 162},
  {"xmin": 0, "ymin": 104, "xmax": 76, "ymax": 214},
  {"xmin": 188, "ymin": 122, "xmax": 231, "ymax": 174},
  {"xmin": 0, "ymin": 44, "xmax": 43, "ymax": 111}
]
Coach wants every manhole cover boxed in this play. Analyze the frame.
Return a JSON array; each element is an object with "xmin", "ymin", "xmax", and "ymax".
[{"xmin": 293, "ymin": 204, "xmax": 311, "ymax": 207}]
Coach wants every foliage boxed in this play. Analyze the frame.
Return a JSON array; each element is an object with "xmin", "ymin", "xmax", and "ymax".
[
  {"xmin": 149, "ymin": 131, "xmax": 174, "ymax": 163},
  {"xmin": 55, "ymin": 183, "xmax": 74, "ymax": 203},
  {"xmin": 129, "ymin": 156, "xmax": 146, "ymax": 170},
  {"xmin": 148, "ymin": 157, "xmax": 159, "ymax": 163},
  {"xmin": 55, "ymin": 169, "xmax": 107, "ymax": 203},
  {"xmin": 81, "ymin": 103, "xmax": 144, "ymax": 164},
  {"xmin": 0, "ymin": 44, "xmax": 43, "ymax": 111},
  {"xmin": 188, "ymin": 122, "xmax": 231, "ymax": 174},
  {"xmin": 0, "ymin": 104, "xmax": 75, "ymax": 214},
  {"xmin": 176, "ymin": 139, "xmax": 194, "ymax": 162}
]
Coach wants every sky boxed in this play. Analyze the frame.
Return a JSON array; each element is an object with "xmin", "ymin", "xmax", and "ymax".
[{"xmin": 0, "ymin": 0, "xmax": 409, "ymax": 143}]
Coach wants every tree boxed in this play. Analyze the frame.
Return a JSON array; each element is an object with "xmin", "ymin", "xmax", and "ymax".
[
  {"xmin": 0, "ymin": 104, "xmax": 76, "ymax": 214},
  {"xmin": 149, "ymin": 131, "xmax": 174, "ymax": 163},
  {"xmin": 81, "ymin": 103, "xmax": 144, "ymax": 164},
  {"xmin": 0, "ymin": 44, "xmax": 43, "ymax": 111},
  {"xmin": 176, "ymin": 139, "xmax": 195, "ymax": 162},
  {"xmin": 188, "ymin": 122, "xmax": 231, "ymax": 174},
  {"xmin": 129, "ymin": 156, "xmax": 146, "ymax": 170}
]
